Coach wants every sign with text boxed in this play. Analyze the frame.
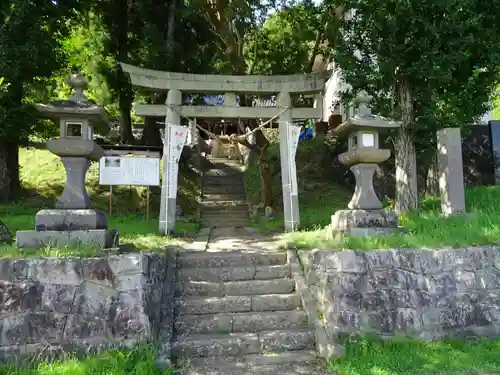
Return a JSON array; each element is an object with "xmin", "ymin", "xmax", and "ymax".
[
  {"xmin": 288, "ymin": 123, "xmax": 301, "ymax": 195},
  {"xmin": 99, "ymin": 156, "xmax": 160, "ymax": 186},
  {"xmin": 166, "ymin": 124, "xmax": 189, "ymax": 199}
]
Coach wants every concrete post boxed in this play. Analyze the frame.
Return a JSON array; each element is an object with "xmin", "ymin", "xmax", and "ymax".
[
  {"xmin": 437, "ymin": 128, "xmax": 466, "ymax": 216},
  {"xmin": 278, "ymin": 92, "xmax": 300, "ymax": 231},
  {"xmin": 160, "ymin": 89, "xmax": 182, "ymax": 234}
]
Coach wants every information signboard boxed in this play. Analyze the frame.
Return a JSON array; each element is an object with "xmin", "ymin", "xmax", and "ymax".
[{"xmin": 99, "ymin": 156, "xmax": 160, "ymax": 186}]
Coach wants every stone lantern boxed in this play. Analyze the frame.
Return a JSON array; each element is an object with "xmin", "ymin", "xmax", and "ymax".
[
  {"xmin": 16, "ymin": 72, "xmax": 118, "ymax": 248},
  {"xmin": 330, "ymin": 91, "xmax": 401, "ymax": 236}
]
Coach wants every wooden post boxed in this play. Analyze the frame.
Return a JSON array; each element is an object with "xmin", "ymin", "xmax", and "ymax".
[
  {"xmin": 109, "ymin": 185, "xmax": 113, "ymax": 216},
  {"xmin": 146, "ymin": 187, "xmax": 150, "ymax": 220}
]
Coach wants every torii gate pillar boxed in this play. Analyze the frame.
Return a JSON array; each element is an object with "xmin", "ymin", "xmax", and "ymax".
[
  {"xmin": 278, "ymin": 91, "xmax": 300, "ymax": 231},
  {"xmin": 160, "ymin": 89, "xmax": 182, "ymax": 234}
]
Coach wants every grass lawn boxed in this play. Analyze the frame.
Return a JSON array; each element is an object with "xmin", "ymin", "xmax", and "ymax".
[
  {"xmin": 0, "ymin": 346, "xmax": 172, "ymax": 375},
  {"xmin": 329, "ymin": 336, "xmax": 500, "ymax": 375},
  {"xmin": 0, "ymin": 147, "xmax": 201, "ymax": 259},
  {"xmin": 245, "ymin": 136, "xmax": 500, "ymax": 250}
]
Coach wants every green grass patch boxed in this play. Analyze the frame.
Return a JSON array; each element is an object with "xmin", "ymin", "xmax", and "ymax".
[
  {"xmin": 282, "ymin": 186, "xmax": 500, "ymax": 250},
  {"xmin": 0, "ymin": 147, "xmax": 201, "ymax": 258},
  {"xmin": 245, "ymin": 135, "xmax": 500, "ymax": 250},
  {"xmin": 329, "ymin": 336, "xmax": 500, "ymax": 375},
  {"xmin": 0, "ymin": 346, "xmax": 172, "ymax": 375}
]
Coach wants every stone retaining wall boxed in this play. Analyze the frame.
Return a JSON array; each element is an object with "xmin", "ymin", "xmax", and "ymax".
[
  {"xmin": 299, "ymin": 246, "xmax": 500, "ymax": 340},
  {"xmin": 0, "ymin": 253, "xmax": 170, "ymax": 362}
]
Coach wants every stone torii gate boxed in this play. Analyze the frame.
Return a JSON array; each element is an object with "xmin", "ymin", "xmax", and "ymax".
[{"xmin": 120, "ymin": 63, "xmax": 326, "ymax": 234}]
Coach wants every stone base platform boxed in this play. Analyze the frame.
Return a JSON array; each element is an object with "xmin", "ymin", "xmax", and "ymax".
[
  {"xmin": 16, "ymin": 229, "xmax": 119, "ymax": 249},
  {"xmin": 330, "ymin": 209, "xmax": 398, "ymax": 237},
  {"xmin": 35, "ymin": 209, "xmax": 108, "ymax": 231}
]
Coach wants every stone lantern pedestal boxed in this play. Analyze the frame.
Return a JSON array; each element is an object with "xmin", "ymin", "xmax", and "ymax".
[
  {"xmin": 16, "ymin": 73, "xmax": 118, "ymax": 249},
  {"xmin": 330, "ymin": 91, "xmax": 401, "ymax": 237}
]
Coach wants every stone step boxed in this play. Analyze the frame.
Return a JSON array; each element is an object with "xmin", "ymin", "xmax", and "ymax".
[
  {"xmin": 184, "ymin": 351, "xmax": 319, "ymax": 375},
  {"xmin": 177, "ymin": 264, "xmax": 290, "ymax": 282},
  {"xmin": 182, "ymin": 362, "xmax": 328, "ymax": 375},
  {"xmin": 171, "ymin": 330, "xmax": 315, "ymax": 358},
  {"xmin": 202, "ymin": 186, "xmax": 246, "ymax": 193},
  {"xmin": 177, "ymin": 250, "xmax": 287, "ymax": 269},
  {"xmin": 203, "ymin": 183, "xmax": 244, "ymax": 189},
  {"xmin": 206, "ymin": 164, "xmax": 243, "ymax": 171},
  {"xmin": 201, "ymin": 221, "xmax": 250, "ymax": 228},
  {"xmin": 201, "ymin": 200, "xmax": 247, "ymax": 208},
  {"xmin": 208, "ymin": 158, "xmax": 243, "ymax": 165},
  {"xmin": 187, "ymin": 350, "xmax": 317, "ymax": 367},
  {"xmin": 175, "ymin": 310, "xmax": 309, "ymax": 335},
  {"xmin": 202, "ymin": 198, "xmax": 247, "ymax": 204},
  {"xmin": 201, "ymin": 216, "xmax": 249, "ymax": 223},
  {"xmin": 204, "ymin": 169, "xmax": 243, "ymax": 176},
  {"xmin": 203, "ymin": 193, "xmax": 246, "ymax": 200},
  {"xmin": 203, "ymin": 176, "xmax": 243, "ymax": 182},
  {"xmin": 176, "ymin": 294, "xmax": 301, "ymax": 315},
  {"xmin": 201, "ymin": 224, "xmax": 251, "ymax": 229},
  {"xmin": 202, "ymin": 204, "xmax": 248, "ymax": 211},
  {"xmin": 201, "ymin": 216, "xmax": 249, "ymax": 221},
  {"xmin": 203, "ymin": 182, "xmax": 244, "ymax": 188},
  {"xmin": 202, "ymin": 210, "xmax": 249, "ymax": 217},
  {"xmin": 176, "ymin": 279, "xmax": 295, "ymax": 297},
  {"xmin": 201, "ymin": 213, "xmax": 249, "ymax": 220},
  {"xmin": 202, "ymin": 191, "xmax": 247, "ymax": 198}
]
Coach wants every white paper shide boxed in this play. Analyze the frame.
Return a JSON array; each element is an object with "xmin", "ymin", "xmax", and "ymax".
[
  {"xmin": 166, "ymin": 124, "xmax": 188, "ymax": 198},
  {"xmin": 288, "ymin": 123, "xmax": 301, "ymax": 195}
]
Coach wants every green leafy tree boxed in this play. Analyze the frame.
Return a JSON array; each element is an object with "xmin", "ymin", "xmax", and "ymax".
[
  {"xmin": 328, "ymin": 0, "xmax": 500, "ymax": 212},
  {"xmin": 245, "ymin": 3, "xmax": 319, "ymax": 75},
  {"xmin": 0, "ymin": 0, "xmax": 89, "ymax": 200}
]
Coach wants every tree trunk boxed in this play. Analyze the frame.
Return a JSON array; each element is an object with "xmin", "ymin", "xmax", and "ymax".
[
  {"xmin": 6, "ymin": 138, "xmax": 20, "ymax": 197},
  {"xmin": 425, "ymin": 152, "xmax": 439, "ymax": 197},
  {"xmin": 118, "ymin": 97, "xmax": 134, "ymax": 144},
  {"xmin": 252, "ymin": 123, "xmax": 273, "ymax": 208},
  {"xmin": 395, "ymin": 80, "xmax": 418, "ymax": 213},
  {"xmin": 258, "ymin": 144, "xmax": 272, "ymax": 207},
  {"xmin": 0, "ymin": 143, "xmax": 9, "ymax": 202},
  {"xmin": 117, "ymin": 0, "xmax": 134, "ymax": 145},
  {"xmin": 141, "ymin": 116, "xmax": 163, "ymax": 146}
]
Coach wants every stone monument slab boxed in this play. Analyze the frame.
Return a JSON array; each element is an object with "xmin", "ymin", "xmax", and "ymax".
[
  {"xmin": 437, "ymin": 128, "xmax": 466, "ymax": 216},
  {"xmin": 331, "ymin": 209, "xmax": 398, "ymax": 237},
  {"xmin": 35, "ymin": 209, "xmax": 108, "ymax": 231},
  {"xmin": 16, "ymin": 229, "xmax": 118, "ymax": 249}
]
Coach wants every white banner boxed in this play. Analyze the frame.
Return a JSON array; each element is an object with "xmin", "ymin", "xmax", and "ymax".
[
  {"xmin": 167, "ymin": 124, "xmax": 188, "ymax": 199},
  {"xmin": 99, "ymin": 156, "xmax": 160, "ymax": 186},
  {"xmin": 287, "ymin": 124, "xmax": 301, "ymax": 195}
]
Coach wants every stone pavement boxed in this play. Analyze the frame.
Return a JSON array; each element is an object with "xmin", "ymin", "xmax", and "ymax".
[{"xmin": 171, "ymin": 227, "xmax": 330, "ymax": 375}]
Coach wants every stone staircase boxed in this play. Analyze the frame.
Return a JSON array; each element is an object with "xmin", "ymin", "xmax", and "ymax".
[
  {"xmin": 171, "ymin": 249, "xmax": 322, "ymax": 374},
  {"xmin": 201, "ymin": 157, "xmax": 250, "ymax": 228}
]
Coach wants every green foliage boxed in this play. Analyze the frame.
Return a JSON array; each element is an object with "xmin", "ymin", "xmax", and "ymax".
[
  {"xmin": 245, "ymin": 3, "xmax": 320, "ymax": 74},
  {"xmin": 0, "ymin": 0, "xmax": 88, "ymax": 140},
  {"xmin": 58, "ymin": 14, "xmax": 118, "ymax": 117},
  {"xmin": 0, "ymin": 345, "xmax": 173, "ymax": 375},
  {"xmin": 245, "ymin": 135, "xmax": 352, "ymax": 231},
  {"xmin": 329, "ymin": 336, "xmax": 500, "ymax": 375},
  {"xmin": 329, "ymin": 0, "xmax": 500, "ymax": 135}
]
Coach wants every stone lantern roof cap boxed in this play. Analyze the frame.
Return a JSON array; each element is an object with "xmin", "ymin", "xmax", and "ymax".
[
  {"xmin": 35, "ymin": 72, "xmax": 110, "ymax": 135},
  {"xmin": 333, "ymin": 90, "xmax": 401, "ymax": 138}
]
